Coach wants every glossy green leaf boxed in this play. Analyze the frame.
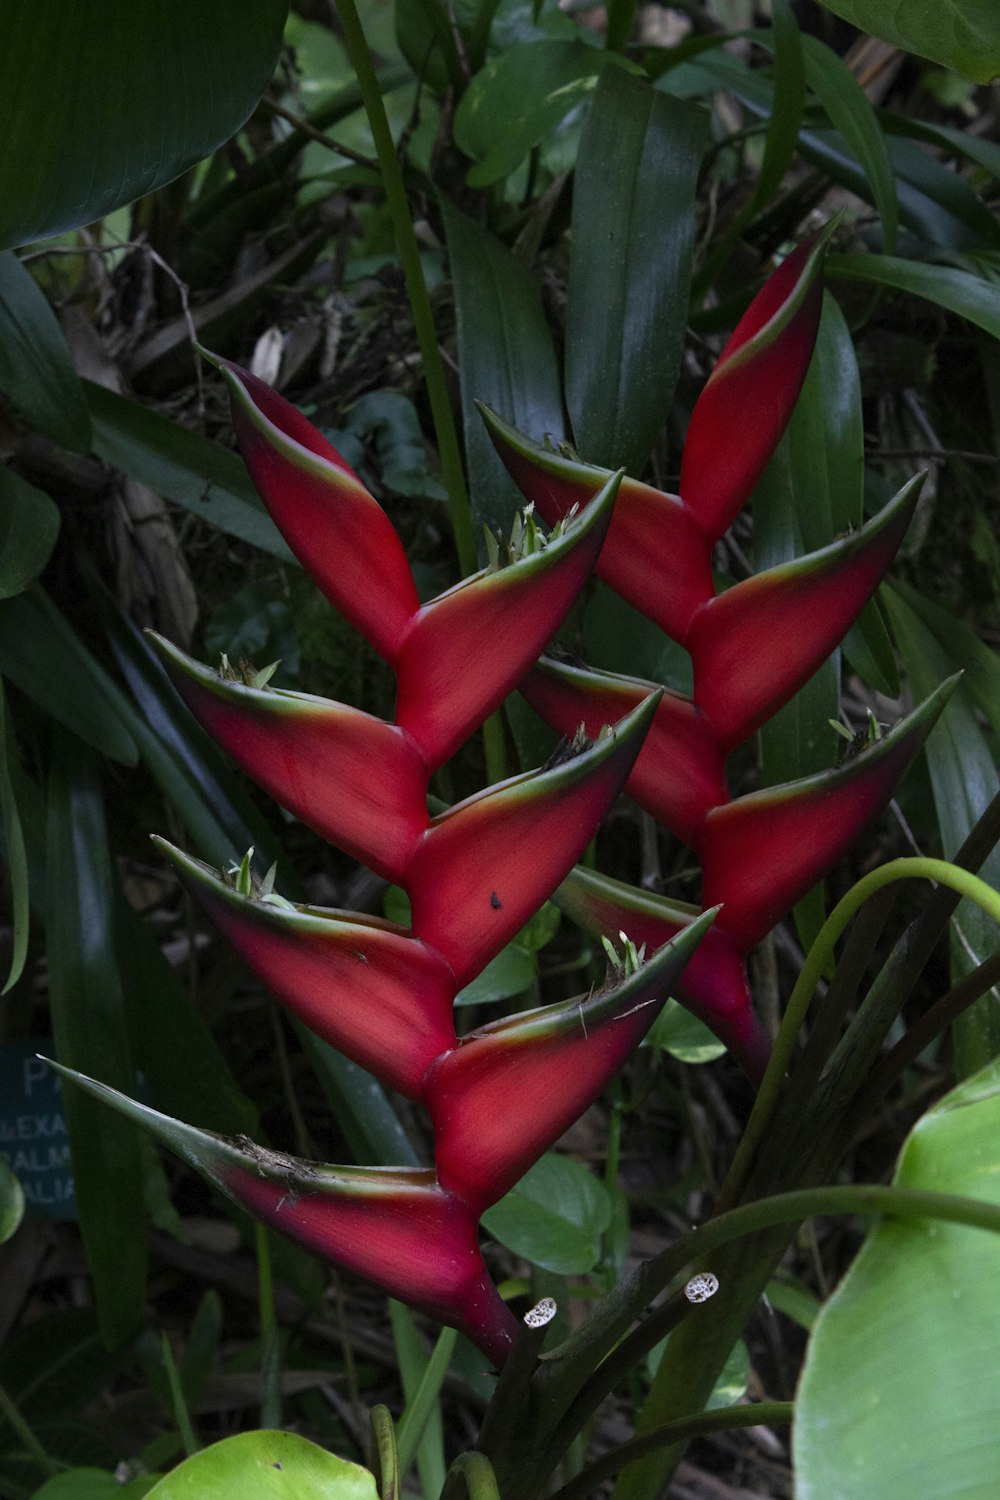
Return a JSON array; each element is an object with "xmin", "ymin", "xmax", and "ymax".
[
  {"xmin": 646, "ymin": 1001, "xmax": 727, "ymax": 1064},
  {"xmin": 814, "ymin": 0, "xmax": 1000, "ymax": 85},
  {"xmin": 566, "ymin": 69, "xmax": 708, "ymax": 475},
  {"xmin": 442, "ymin": 203, "xmax": 564, "ymax": 544},
  {"xmin": 0, "ymin": 468, "xmax": 60, "ymax": 601},
  {"xmin": 828, "ymin": 254, "xmax": 1000, "ymax": 339},
  {"xmin": 796, "ymin": 1059, "xmax": 1000, "ymax": 1496},
  {"xmin": 45, "ymin": 735, "xmax": 146, "ymax": 1346},
  {"xmin": 0, "ymin": 1153, "xmax": 24, "ymax": 1243},
  {"xmin": 0, "ymin": 0, "xmax": 286, "ymax": 250},
  {"xmin": 0, "ymin": 252, "xmax": 91, "ymax": 450},
  {"xmin": 0, "ymin": 587, "xmax": 138, "ymax": 765},
  {"xmin": 85, "ymin": 383, "xmax": 293, "ymax": 562},
  {"xmin": 0, "ymin": 678, "xmax": 29, "ymax": 993},
  {"xmin": 482, "ymin": 1153, "xmax": 612, "ymax": 1275},
  {"xmin": 454, "ymin": 942, "xmax": 536, "ymax": 1007},
  {"xmin": 454, "ymin": 41, "xmax": 638, "ymax": 188},
  {"xmin": 883, "ymin": 585, "xmax": 1000, "ymax": 1073},
  {"xmin": 799, "ymin": 34, "xmax": 898, "ymax": 253},
  {"xmin": 747, "ymin": 0, "xmax": 805, "ymax": 218},
  {"xmin": 145, "ymin": 1430, "xmax": 379, "ymax": 1499}
]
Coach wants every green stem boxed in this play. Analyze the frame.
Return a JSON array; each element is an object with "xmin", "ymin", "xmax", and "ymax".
[
  {"xmin": 161, "ymin": 1332, "xmax": 199, "ymax": 1458},
  {"xmin": 330, "ymin": 0, "xmax": 476, "ymax": 579},
  {"xmin": 605, "ymin": 0, "xmax": 639, "ymax": 52},
  {"xmin": 0, "ymin": 1380, "xmax": 61, "ymax": 1476},
  {"xmin": 256, "ymin": 1223, "xmax": 282, "ymax": 1429},
  {"xmin": 442, "ymin": 1451, "xmax": 502, "ymax": 1500},
  {"xmin": 548, "ymin": 1401, "xmax": 794, "ymax": 1500},
  {"xmin": 719, "ymin": 858, "xmax": 1000, "ymax": 1212}
]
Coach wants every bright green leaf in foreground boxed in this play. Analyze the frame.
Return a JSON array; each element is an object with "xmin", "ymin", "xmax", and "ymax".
[
  {"xmin": 815, "ymin": 0, "xmax": 1000, "ymax": 86},
  {"xmin": 796, "ymin": 1058, "xmax": 1000, "ymax": 1498},
  {"xmin": 145, "ymin": 1429, "xmax": 379, "ymax": 1498},
  {"xmin": 0, "ymin": 0, "xmax": 287, "ymax": 249},
  {"xmin": 0, "ymin": 1155, "xmax": 25, "ymax": 1244}
]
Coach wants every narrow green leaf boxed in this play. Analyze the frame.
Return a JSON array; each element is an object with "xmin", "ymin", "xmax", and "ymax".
[
  {"xmin": 747, "ymin": 0, "xmax": 805, "ymax": 218},
  {"xmin": 0, "ymin": 588, "xmax": 138, "ymax": 766},
  {"xmin": 390, "ymin": 1304, "xmax": 452, "ymax": 1494},
  {"xmin": 45, "ymin": 735, "xmax": 146, "ymax": 1346},
  {"xmin": 0, "ymin": 469, "xmax": 60, "ymax": 601},
  {"xmin": 0, "ymin": 253, "xmax": 91, "ymax": 451},
  {"xmin": 85, "ymin": 383, "xmax": 293, "ymax": 562},
  {"xmin": 827, "ymin": 253, "xmax": 1000, "ymax": 339},
  {"xmin": 566, "ymin": 69, "xmax": 708, "ymax": 474},
  {"xmin": 0, "ymin": 679, "xmax": 29, "ymax": 993},
  {"xmin": 796, "ymin": 1058, "xmax": 1000, "ymax": 1498},
  {"xmin": 442, "ymin": 203, "xmax": 564, "ymax": 543},
  {"xmin": 799, "ymin": 34, "xmax": 898, "ymax": 254},
  {"xmin": 813, "ymin": 0, "xmax": 1000, "ymax": 86},
  {"xmin": 0, "ymin": 0, "xmax": 287, "ymax": 250},
  {"xmin": 883, "ymin": 585, "xmax": 1000, "ymax": 1072}
]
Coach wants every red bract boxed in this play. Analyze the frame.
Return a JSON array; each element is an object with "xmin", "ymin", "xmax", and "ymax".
[
  {"xmin": 49, "ymin": 356, "xmax": 719, "ymax": 1368},
  {"xmin": 482, "ymin": 231, "xmax": 949, "ymax": 1080}
]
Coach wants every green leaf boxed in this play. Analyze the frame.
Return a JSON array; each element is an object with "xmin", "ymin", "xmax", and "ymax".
[
  {"xmin": 144, "ymin": 1430, "xmax": 379, "ymax": 1499},
  {"xmin": 454, "ymin": 942, "xmax": 536, "ymax": 1007},
  {"xmin": 482, "ymin": 1153, "xmax": 613, "ymax": 1275},
  {"xmin": 0, "ymin": 1153, "xmax": 25, "ymax": 1244},
  {"xmin": 85, "ymin": 383, "xmax": 293, "ymax": 562},
  {"xmin": 795, "ymin": 1058, "xmax": 1000, "ymax": 1497},
  {"xmin": 646, "ymin": 1000, "xmax": 727, "ymax": 1064},
  {"xmin": 799, "ymin": 34, "xmax": 898, "ymax": 253},
  {"xmin": 883, "ymin": 585, "xmax": 1000, "ymax": 1073},
  {"xmin": 45, "ymin": 735, "xmax": 146, "ymax": 1347},
  {"xmin": 0, "ymin": 469, "xmax": 60, "ymax": 601},
  {"xmin": 0, "ymin": 587, "xmax": 138, "ymax": 765},
  {"xmin": 0, "ymin": 678, "xmax": 30, "ymax": 993},
  {"xmin": 827, "ymin": 253, "xmax": 1000, "ymax": 339},
  {"xmin": 813, "ymin": 0, "xmax": 1000, "ymax": 86},
  {"xmin": 442, "ymin": 203, "xmax": 564, "ymax": 543},
  {"xmin": 454, "ymin": 41, "xmax": 637, "ymax": 188},
  {"xmin": 565, "ymin": 69, "xmax": 708, "ymax": 475},
  {"xmin": 0, "ymin": 0, "xmax": 287, "ymax": 250},
  {"xmin": 0, "ymin": 252, "xmax": 91, "ymax": 451}
]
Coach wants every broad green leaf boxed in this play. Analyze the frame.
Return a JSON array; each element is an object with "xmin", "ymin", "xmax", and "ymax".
[
  {"xmin": 796, "ymin": 1058, "xmax": 1000, "ymax": 1497},
  {"xmin": 45, "ymin": 735, "xmax": 147, "ymax": 1347},
  {"xmin": 454, "ymin": 942, "xmax": 536, "ymax": 1007},
  {"xmin": 583, "ymin": 584, "xmax": 693, "ymax": 692},
  {"xmin": 442, "ymin": 202, "xmax": 565, "ymax": 543},
  {"xmin": 145, "ymin": 1430, "xmax": 378, "ymax": 1499},
  {"xmin": 85, "ymin": 383, "xmax": 293, "ymax": 562},
  {"xmin": 892, "ymin": 581, "xmax": 1000, "ymax": 741},
  {"xmin": 646, "ymin": 1001, "xmax": 727, "ymax": 1064},
  {"xmin": 0, "ymin": 252, "xmax": 91, "ymax": 450},
  {"xmin": 454, "ymin": 41, "xmax": 637, "ymax": 188},
  {"xmin": 0, "ymin": 588, "xmax": 139, "ymax": 766},
  {"xmin": 0, "ymin": 1154, "xmax": 24, "ymax": 1243},
  {"xmin": 0, "ymin": 678, "xmax": 29, "ymax": 993},
  {"xmin": 482, "ymin": 1152, "xmax": 612, "ymax": 1274},
  {"xmin": 565, "ymin": 69, "xmax": 708, "ymax": 474},
  {"xmin": 883, "ymin": 585, "xmax": 1000, "ymax": 1073},
  {"xmin": 0, "ymin": 468, "xmax": 60, "ymax": 600},
  {"xmin": 0, "ymin": 0, "xmax": 287, "ymax": 249},
  {"xmin": 814, "ymin": 0, "xmax": 1000, "ymax": 85},
  {"xmin": 828, "ymin": 253, "xmax": 1000, "ymax": 340}
]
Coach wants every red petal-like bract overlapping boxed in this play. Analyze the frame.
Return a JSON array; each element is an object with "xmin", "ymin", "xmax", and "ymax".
[
  {"xmin": 484, "ymin": 231, "xmax": 945, "ymax": 1076},
  {"xmin": 426, "ymin": 912, "xmax": 716, "ymax": 1214}
]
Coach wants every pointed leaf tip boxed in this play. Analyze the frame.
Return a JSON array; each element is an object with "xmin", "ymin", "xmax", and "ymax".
[
  {"xmin": 219, "ymin": 362, "xmax": 420, "ymax": 662},
  {"xmin": 427, "ymin": 910, "xmax": 717, "ymax": 1213}
]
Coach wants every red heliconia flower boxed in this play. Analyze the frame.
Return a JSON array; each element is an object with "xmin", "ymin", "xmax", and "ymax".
[
  {"xmin": 46, "ymin": 1064, "xmax": 519, "ymax": 1369},
  {"xmin": 215, "ymin": 357, "xmax": 621, "ymax": 771},
  {"xmin": 424, "ymin": 912, "xmax": 716, "ymax": 1215},
  {"xmin": 481, "ymin": 230, "xmax": 952, "ymax": 1079}
]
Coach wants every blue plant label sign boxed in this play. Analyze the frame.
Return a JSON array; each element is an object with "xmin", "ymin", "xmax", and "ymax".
[{"xmin": 0, "ymin": 1040, "xmax": 76, "ymax": 1219}]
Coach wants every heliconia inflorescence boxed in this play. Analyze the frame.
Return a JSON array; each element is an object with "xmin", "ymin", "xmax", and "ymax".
[
  {"xmin": 57, "ymin": 228, "xmax": 951, "ymax": 1363},
  {"xmin": 59, "ymin": 353, "xmax": 718, "ymax": 1369},
  {"xmin": 480, "ymin": 232, "xmax": 952, "ymax": 1080}
]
